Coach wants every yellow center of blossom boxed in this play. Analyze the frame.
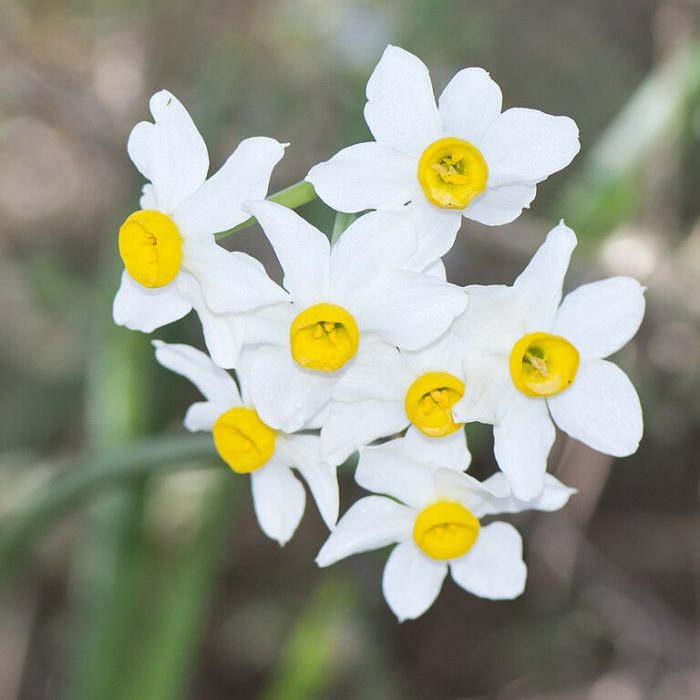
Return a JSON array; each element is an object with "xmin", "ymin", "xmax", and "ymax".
[
  {"xmin": 413, "ymin": 501, "xmax": 480, "ymax": 561},
  {"xmin": 211, "ymin": 407, "xmax": 276, "ymax": 474},
  {"xmin": 509, "ymin": 332, "xmax": 580, "ymax": 397},
  {"xmin": 417, "ymin": 137, "xmax": 489, "ymax": 209},
  {"xmin": 289, "ymin": 303, "xmax": 359, "ymax": 372},
  {"xmin": 118, "ymin": 209, "xmax": 182, "ymax": 288},
  {"xmin": 404, "ymin": 371, "xmax": 465, "ymax": 437}
]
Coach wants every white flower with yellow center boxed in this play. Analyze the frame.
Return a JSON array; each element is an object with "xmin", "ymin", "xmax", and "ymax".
[
  {"xmin": 153, "ymin": 341, "xmax": 338, "ymax": 544},
  {"xmin": 452, "ymin": 222, "xmax": 645, "ymax": 501},
  {"xmin": 113, "ymin": 90, "xmax": 289, "ymax": 368},
  {"xmin": 321, "ymin": 330, "xmax": 471, "ymax": 466},
  {"xmin": 242, "ymin": 201, "xmax": 469, "ymax": 433},
  {"xmin": 316, "ymin": 438, "xmax": 575, "ymax": 621},
  {"xmin": 307, "ymin": 45, "xmax": 580, "ymax": 259}
]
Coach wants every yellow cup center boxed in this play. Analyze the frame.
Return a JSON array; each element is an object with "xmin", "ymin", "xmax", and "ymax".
[
  {"xmin": 509, "ymin": 332, "xmax": 580, "ymax": 397},
  {"xmin": 118, "ymin": 209, "xmax": 183, "ymax": 288},
  {"xmin": 404, "ymin": 371, "xmax": 465, "ymax": 437},
  {"xmin": 413, "ymin": 501, "xmax": 480, "ymax": 561},
  {"xmin": 417, "ymin": 137, "xmax": 488, "ymax": 209},
  {"xmin": 289, "ymin": 303, "xmax": 359, "ymax": 372},
  {"xmin": 212, "ymin": 407, "xmax": 276, "ymax": 474}
]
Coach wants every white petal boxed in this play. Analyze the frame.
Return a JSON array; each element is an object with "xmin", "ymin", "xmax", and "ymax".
[
  {"xmin": 453, "ymin": 349, "xmax": 514, "ymax": 425},
  {"xmin": 139, "ymin": 183, "xmax": 158, "ymax": 209},
  {"xmin": 113, "ymin": 270, "xmax": 191, "ymax": 333},
  {"xmin": 382, "ymin": 542, "xmax": 447, "ymax": 621},
  {"xmin": 329, "ymin": 211, "xmax": 418, "ymax": 301},
  {"xmin": 183, "ymin": 401, "xmax": 222, "ymax": 432},
  {"xmin": 403, "ymin": 426, "xmax": 471, "ymax": 472},
  {"xmin": 246, "ymin": 201, "xmax": 330, "ymax": 308},
  {"xmin": 197, "ymin": 309, "xmax": 246, "ymax": 370},
  {"xmin": 251, "ymin": 461, "xmax": 306, "ymax": 546},
  {"xmin": 493, "ymin": 392, "xmax": 556, "ymax": 501},
  {"xmin": 452, "ymin": 285, "xmax": 523, "ymax": 355},
  {"xmin": 173, "ymin": 137, "xmax": 286, "ymax": 237},
  {"xmin": 465, "ymin": 183, "xmax": 537, "ymax": 226},
  {"xmin": 306, "ymin": 142, "xmax": 418, "ymax": 213},
  {"xmin": 401, "ymin": 326, "xmax": 470, "ymax": 378},
  {"xmin": 477, "ymin": 472, "xmax": 576, "ymax": 516},
  {"xmin": 315, "ymin": 495, "xmax": 414, "ymax": 566},
  {"xmin": 438, "ymin": 67, "xmax": 502, "ymax": 144},
  {"xmin": 176, "ymin": 273, "xmax": 246, "ymax": 369},
  {"xmin": 548, "ymin": 359, "xmax": 643, "ymax": 457},
  {"xmin": 152, "ymin": 340, "xmax": 240, "ymax": 405},
  {"xmin": 321, "ymin": 399, "xmax": 407, "ymax": 466},
  {"xmin": 481, "ymin": 108, "xmax": 580, "ymax": 188},
  {"xmin": 249, "ymin": 346, "xmax": 337, "ymax": 433},
  {"xmin": 555, "ymin": 277, "xmax": 646, "ymax": 359},
  {"xmin": 351, "ymin": 271, "xmax": 468, "ymax": 350},
  {"xmin": 183, "ymin": 238, "xmax": 288, "ymax": 314},
  {"xmin": 364, "ymin": 45, "xmax": 443, "ymax": 156},
  {"xmin": 277, "ymin": 434, "xmax": 339, "ymax": 530},
  {"xmin": 127, "ymin": 90, "xmax": 209, "ymax": 212},
  {"xmin": 332, "ymin": 339, "xmax": 409, "ymax": 403},
  {"xmin": 242, "ymin": 302, "xmax": 295, "ymax": 347},
  {"xmin": 406, "ymin": 200, "xmax": 463, "ymax": 265},
  {"xmin": 432, "ymin": 467, "xmax": 500, "ymax": 516},
  {"xmin": 513, "ymin": 222, "xmax": 577, "ymax": 331},
  {"xmin": 449, "ymin": 522, "xmax": 526, "ymax": 600},
  {"xmin": 356, "ymin": 441, "xmax": 435, "ymax": 509}
]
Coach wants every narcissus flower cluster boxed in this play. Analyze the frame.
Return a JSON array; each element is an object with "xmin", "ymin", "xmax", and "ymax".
[{"xmin": 113, "ymin": 46, "xmax": 645, "ymax": 621}]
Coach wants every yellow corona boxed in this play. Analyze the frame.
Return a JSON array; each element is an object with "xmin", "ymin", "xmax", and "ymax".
[
  {"xmin": 417, "ymin": 137, "xmax": 488, "ymax": 209},
  {"xmin": 509, "ymin": 331, "xmax": 580, "ymax": 397},
  {"xmin": 212, "ymin": 407, "xmax": 276, "ymax": 474},
  {"xmin": 413, "ymin": 501, "xmax": 481, "ymax": 560},
  {"xmin": 404, "ymin": 371, "xmax": 465, "ymax": 437},
  {"xmin": 118, "ymin": 210, "xmax": 182, "ymax": 288},
  {"xmin": 289, "ymin": 303, "xmax": 359, "ymax": 372}
]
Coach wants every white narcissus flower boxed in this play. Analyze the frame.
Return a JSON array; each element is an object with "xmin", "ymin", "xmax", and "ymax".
[
  {"xmin": 321, "ymin": 330, "xmax": 472, "ymax": 467},
  {"xmin": 452, "ymin": 222, "xmax": 645, "ymax": 501},
  {"xmin": 153, "ymin": 341, "xmax": 338, "ymax": 545},
  {"xmin": 114, "ymin": 90, "xmax": 289, "ymax": 368},
  {"xmin": 242, "ymin": 201, "xmax": 468, "ymax": 434},
  {"xmin": 316, "ymin": 438, "xmax": 576, "ymax": 621},
  {"xmin": 307, "ymin": 45, "xmax": 580, "ymax": 258}
]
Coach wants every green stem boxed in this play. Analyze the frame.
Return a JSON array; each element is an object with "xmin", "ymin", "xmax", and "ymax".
[
  {"xmin": 215, "ymin": 180, "xmax": 317, "ymax": 240},
  {"xmin": 0, "ymin": 435, "xmax": 217, "ymax": 587},
  {"xmin": 331, "ymin": 212, "xmax": 357, "ymax": 244}
]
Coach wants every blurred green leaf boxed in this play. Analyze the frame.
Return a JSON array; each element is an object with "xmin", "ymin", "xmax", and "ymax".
[{"xmin": 0, "ymin": 434, "xmax": 216, "ymax": 587}]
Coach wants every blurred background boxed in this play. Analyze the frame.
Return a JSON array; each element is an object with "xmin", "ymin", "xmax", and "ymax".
[{"xmin": 2, "ymin": 0, "xmax": 700, "ymax": 698}]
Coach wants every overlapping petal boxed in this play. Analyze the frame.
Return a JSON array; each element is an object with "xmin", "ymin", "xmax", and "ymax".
[
  {"xmin": 351, "ymin": 270, "xmax": 468, "ymax": 350},
  {"xmin": 306, "ymin": 142, "xmax": 417, "ymax": 213},
  {"xmin": 174, "ymin": 137, "xmax": 286, "ymax": 237},
  {"xmin": 316, "ymin": 496, "xmax": 414, "ymax": 566},
  {"xmin": 247, "ymin": 201, "xmax": 330, "ymax": 307},
  {"xmin": 493, "ymin": 393, "xmax": 556, "ymax": 501},
  {"xmin": 152, "ymin": 341, "xmax": 240, "ymax": 406},
  {"xmin": 184, "ymin": 238, "xmax": 288, "ymax": 314},
  {"xmin": 249, "ymin": 346, "xmax": 338, "ymax": 433}
]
